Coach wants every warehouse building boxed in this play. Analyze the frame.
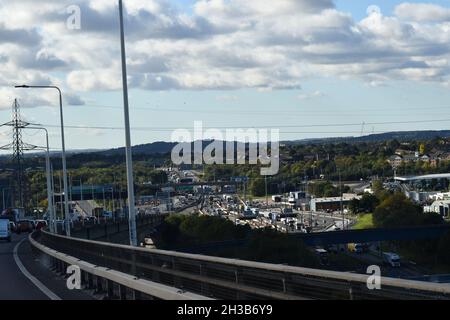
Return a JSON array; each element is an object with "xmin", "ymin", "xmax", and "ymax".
[{"xmin": 310, "ymin": 194, "xmax": 361, "ymax": 212}]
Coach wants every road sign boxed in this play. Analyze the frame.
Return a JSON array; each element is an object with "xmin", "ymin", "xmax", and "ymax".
[
  {"xmin": 176, "ymin": 185, "xmax": 194, "ymax": 191},
  {"xmin": 231, "ymin": 176, "xmax": 249, "ymax": 183}
]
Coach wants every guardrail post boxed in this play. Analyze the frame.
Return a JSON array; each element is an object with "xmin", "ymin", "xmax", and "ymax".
[
  {"xmin": 131, "ymin": 251, "xmax": 137, "ymax": 276},
  {"xmin": 119, "ymin": 285, "xmax": 127, "ymax": 300},
  {"xmin": 235, "ymin": 268, "xmax": 242, "ymax": 300},
  {"xmin": 348, "ymin": 286, "xmax": 354, "ymax": 300},
  {"xmin": 59, "ymin": 260, "xmax": 65, "ymax": 275},
  {"xmin": 87, "ymin": 273, "xmax": 94, "ymax": 289},
  {"xmin": 132, "ymin": 290, "xmax": 141, "ymax": 300},
  {"xmin": 106, "ymin": 280, "xmax": 114, "ymax": 299},
  {"xmin": 56, "ymin": 260, "xmax": 61, "ymax": 274},
  {"xmin": 172, "ymin": 257, "xmax": 181, "ymax": 288},
  {"xmin": 95, "ymin": 275, "xmax": 104, "ymax": 294},
  {"xmin": 199, "ymin": 263, "xmax": 209, "ymax": 296},
  {"xmin": 80, "ymin": 271, "xmax": 86, "ymax": 289}
]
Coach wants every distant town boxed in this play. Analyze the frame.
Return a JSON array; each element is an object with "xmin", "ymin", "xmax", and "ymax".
[{"xmin": 2, "ymin": 135, "xmax": 450, "ymax": 287}]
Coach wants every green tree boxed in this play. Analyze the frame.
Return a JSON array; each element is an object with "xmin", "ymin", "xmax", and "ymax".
[
  {"xmin": 244, "ymin": 228, "xmax": 319, "ymax": 267},
  {"xmin": 373, "ymin": 193, "xmax": 423, "ymax": 228},
  {"xmin": 419, "ymin": 143, "xmax": 426, "ymax": 155},
  {"xmin": 359, "ymin": 193, "xmax": 380, "ymax": 213},
  {"xmin": 249, "ymin": 178, "xmax": 265, "ymax": 197},
  {"xmin": 372, "ymin": 179, "xmax": 390, "ymax": 201},
  {"xmin": 349, "ymin": 193, "xmax": 379, "ymax": 214}
]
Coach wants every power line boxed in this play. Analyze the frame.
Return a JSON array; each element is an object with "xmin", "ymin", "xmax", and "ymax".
[
  {"xmin": 6, "ymin": 102, "xmax": 450, "ymax": 115},
  {"xmin": 37, "ymin": 118, "xmax": 450, "ymax": 132}
]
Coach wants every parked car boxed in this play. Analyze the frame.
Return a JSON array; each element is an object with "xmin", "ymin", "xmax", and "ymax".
[{"xmin": 17, "ymin": 220, "xmax": 34, "ymax": 233}]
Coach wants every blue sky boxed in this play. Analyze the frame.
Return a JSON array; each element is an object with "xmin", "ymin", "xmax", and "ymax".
[
  {"xmin": 336, "ymin": 0, "xmax": 450, "ymax": 18},
  {"xmin": 2, "ymin": 0, "xmax": 450, "ymax": 152}
]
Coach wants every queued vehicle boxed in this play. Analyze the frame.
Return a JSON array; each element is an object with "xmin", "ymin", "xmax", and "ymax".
[
  {"xmin": 34, "ymin": 220, "xmax": 48, "ymax": 230},
  {"xmin": 16, "ymin": 220, "xmax": 34, "ymax": 233},
  {"xmin": 315, "ymin": 248, "xmax": 329, "ymax": 266},
  {"xmin": 347, "ymin": 243, "xmax": 369, "ymax": 254},
  {"xmin": 383, "ymin": 252, "xmax": 401, "ymax": 267},
  {"xmin": 0, "ymin": 218, "xmax": 12, "ymax": 242},
  {"xmin": 9, "ymin": 221, "xmax": 16, "ymax": 233}
]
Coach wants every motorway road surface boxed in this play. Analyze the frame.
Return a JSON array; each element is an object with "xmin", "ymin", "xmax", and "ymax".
[
  {"xmin": 344, "ymin": 248, "xmax": 431, "ymax": 279},
  {"xmin": 0, "ymin": 233, "xmax": 92, "ymax": 300}
]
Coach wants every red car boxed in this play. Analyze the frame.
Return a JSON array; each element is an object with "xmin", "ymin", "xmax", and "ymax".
[{"xmin": 34, "ymin": 220, "xmax": 48, "ymax": 230}]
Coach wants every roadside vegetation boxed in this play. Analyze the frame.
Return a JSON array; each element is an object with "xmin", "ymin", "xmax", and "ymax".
[
  {"xmin": 352, "ymin": 213, "xmax": 374, "ymax": 230},
  {"xmin": 155, "ymin": 214, "xmax": 320, "ymax": 268}
]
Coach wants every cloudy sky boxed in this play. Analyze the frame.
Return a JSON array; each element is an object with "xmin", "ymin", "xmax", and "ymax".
[{"xmin": 2, "ymin": 0, "xmax": 450, "ymax": 152}]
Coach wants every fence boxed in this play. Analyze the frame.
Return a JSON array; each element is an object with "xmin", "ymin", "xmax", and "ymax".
[{"xmin": 33, "ymin": 230, "xmax": 450, "ymax": 300}]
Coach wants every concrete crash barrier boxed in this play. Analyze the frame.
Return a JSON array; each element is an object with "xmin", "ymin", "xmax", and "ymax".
[
  {"xmin": 29, "ymin": 233, "xmax": 213, "ymax": 300},
  {"xmin": 33, "ymin": 230, "xmax": 450, "ymax": 300}
]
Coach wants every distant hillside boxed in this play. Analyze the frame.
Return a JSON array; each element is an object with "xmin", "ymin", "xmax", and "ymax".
[
  {"xmin": 4, "ymin": 130, "xmax": 449, "ymax": 161},
  {"xmin": 96, "ymin": 130, "xmax": 450, "ymax": 156},
  {"xmin": 99, "ymin": 141, "xmax": 177, "ymax": 156},
  {"xmin": 283, "ymin": 130, "xmax": 450, "ymax": 145}
]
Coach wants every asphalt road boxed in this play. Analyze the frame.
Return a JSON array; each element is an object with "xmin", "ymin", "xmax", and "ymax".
[
  {"xmin": 0, "ymin": 234, "xmax": 48, "ymax": 300},
  {"xmin": 0, "ymin": 233, "xmax": 92, "ymax": 300},
  {"xmin": 344, "ymin": 248, "xmax": 431, "ymax": 279}
]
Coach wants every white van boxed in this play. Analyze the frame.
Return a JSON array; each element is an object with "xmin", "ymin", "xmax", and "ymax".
[{"xmin": 0, "ymin": 219, "xmax": 12, "ymax": 242}]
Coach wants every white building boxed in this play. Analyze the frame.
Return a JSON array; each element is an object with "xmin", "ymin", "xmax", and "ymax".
[
  {"xmin": 425, "ymin": 200, "xmax": 450, "ymax": 218},
  {"xmin": 405, "ymin": 191, "xmax": 440, "ymax": 203},
  {"xmin": 310, "ymin": 194, "xmax": 361, "ymax": 212},
  {"xmin": 288, "ymin": 191, "xmax": 310, "ymax": 209},
  {"xmin": 428, "ymin": 192, "xmax": 450, "ymax": 201}
]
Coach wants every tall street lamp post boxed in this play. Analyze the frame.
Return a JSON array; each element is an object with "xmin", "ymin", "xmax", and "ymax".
[
  {"xmin": 118, "ymin": 0, "xmax": 137, "ymax": 246},
  {"xmin": 15, "ymin": 85, "xmax": 71, "ymax": 236}
]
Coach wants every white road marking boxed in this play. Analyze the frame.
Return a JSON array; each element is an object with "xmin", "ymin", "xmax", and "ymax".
[{"xmin": 13, "ymin": 238, "xmax": 62, "ymax": 300}]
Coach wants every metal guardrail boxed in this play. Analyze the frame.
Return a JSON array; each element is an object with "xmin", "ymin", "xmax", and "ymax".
[
  {"xmin": 68, "ymin": 214, "xmax": 166, "ymax": 241},
  {"xmin": 29, "ymin": 232, "xmax": 211, "ymax": 300},
  {"xmin": 34, "ymin": 230, "xmax": 450, "ymax": 300}
]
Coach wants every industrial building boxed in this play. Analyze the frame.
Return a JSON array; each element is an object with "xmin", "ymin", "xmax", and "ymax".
[
  {"xmin": 288, "ymin": 191, "xmax": 310, "ymax": 210},
  {"xmin": 310, "ymin": 194, "xmax": 361, "ymax": 212},
  {"xmin": 424, "ymin": 200, "xmax": 450, "ymax": 218}
]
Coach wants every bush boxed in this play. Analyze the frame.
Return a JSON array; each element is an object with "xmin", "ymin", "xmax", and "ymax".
[
  {"xmin": 373, "ymin": 193, "xmax": 424, "ymax": 228},
  {"xmin": 242, "ymin": 228, "xmax": 319, "ymax": 267}
]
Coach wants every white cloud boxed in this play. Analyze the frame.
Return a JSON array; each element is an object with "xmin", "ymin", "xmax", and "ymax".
[
  {"xmin": 0, "ymin": 0, "xmax": 450, "ymax": 101},
  {"xmin": 395, "ymin": 3, "xmax": 450, "ymax": 22}
]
